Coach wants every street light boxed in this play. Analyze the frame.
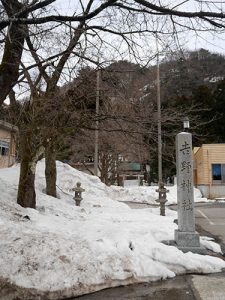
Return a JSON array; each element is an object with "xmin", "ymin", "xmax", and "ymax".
[
  {"xmin": 145, "ymin": 162, "xmax": 151, "ymax": 186},
  {"xmin": 145, "ymin": 163, "xmax": 150, "ymax": 173},
  {"xmin": 183, "ymin": 117, "xmax": 190, "ymax": 131},
  {"xmin": 156, "ymin": 35, "xmax": 162, "ymax": 185},
  {"xmin": 155, "ymin": 34, "xmax": 168, "ymax": 215},
  {"xmin": 94, "ymin": 67, "xmax": 101, "ymax": 176}
]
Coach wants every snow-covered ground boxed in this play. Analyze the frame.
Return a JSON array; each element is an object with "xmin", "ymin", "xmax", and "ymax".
[
  {"xmin": 0, "ymin": 160, "xmax": 224, "ymax": 299},
  {"xmin": 110, "ymin": 183, "xmax": 209, "ymax": 205}
]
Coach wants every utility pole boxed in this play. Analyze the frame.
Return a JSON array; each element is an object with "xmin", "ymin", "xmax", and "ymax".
[
  {"xmin": 94, "ymin": 68, "xmax": 100, "ymax": 176},
  {"xmin": 156, "ymin": 36, "xmax": 162, "ymax": 184},
  {"xmin": 155, "ymin": 35, "xmax": 168, "ymax": 215}
]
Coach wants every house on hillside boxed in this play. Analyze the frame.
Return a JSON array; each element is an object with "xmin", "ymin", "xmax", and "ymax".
[
  {"xmin": 193, "ymin": 144, "xmax": 225, "ymax": 199},
  {"xmin": 0, "ymin": 120, "xmax": 17, "ymax": 168}
]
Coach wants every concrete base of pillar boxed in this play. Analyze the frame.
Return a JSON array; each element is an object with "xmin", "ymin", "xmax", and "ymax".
[
  {"xmin": 173, "ymin": 230, "xmax": 207, "ymax": 254},
  {"xmin": 175, "ymin": 230, "xmax": 200, "ymax": 247},
  {"xmin": 176, "ymin": 245, "xmax": 207, "ymax": 254},
  {"xmin": 162, "ymin": 238, "xmax": 207, "ymax": 255}
]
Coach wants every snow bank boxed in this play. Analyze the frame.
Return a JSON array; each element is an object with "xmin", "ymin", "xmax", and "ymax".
[
  {"xmin": 110, "ymin": 184, "xmax": 209, "ymax": 205},
  {"xmin": 0, "ymin": 161, "xmax": 224, "ymax": 299}
]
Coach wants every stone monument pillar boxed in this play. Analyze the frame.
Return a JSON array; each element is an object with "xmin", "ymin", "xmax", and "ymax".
[{"xmin": 174, "ymin": 132, "xmax": 202, "ymax": 252}]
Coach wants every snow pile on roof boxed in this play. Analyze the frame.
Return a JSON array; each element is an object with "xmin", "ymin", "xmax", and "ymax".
[{"xmin": 0, "ymin": 160, "xmax": 224, "ymax": 299}]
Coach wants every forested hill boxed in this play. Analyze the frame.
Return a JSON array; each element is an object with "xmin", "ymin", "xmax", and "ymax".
[
  {"xmin": 157, "ymin": 48, "xmax": 225, "ymax": 101},
  {"xmin": 156, "ymin": 49, "xmax": 225, "ymax": 145}
]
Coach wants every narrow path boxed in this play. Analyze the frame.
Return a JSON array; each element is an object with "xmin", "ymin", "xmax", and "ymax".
[{"xmin": 120, "ymin": 201, "xmax": 157, "ymax": 209}]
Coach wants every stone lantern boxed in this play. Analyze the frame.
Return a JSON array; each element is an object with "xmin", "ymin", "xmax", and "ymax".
[
  {"xmin": 156, "ymin": 182, "xmax": 169, "ymax": 216},
  {"xmin": 72, "ymin": 182, "xmax": 85, "ymax": 206}
]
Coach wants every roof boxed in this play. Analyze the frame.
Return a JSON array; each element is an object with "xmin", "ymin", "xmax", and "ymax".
[
  {"xmin": 193, "ymin": 147, "xmax": 200, "ymax": 155},
  {"xmin": 0, "ymin": 120, "xmax": 18, "ymax": 132},
  {"xmin": 201, "ymin": 143, "xmax": 225, "ymax": 146},
  {"xmin": 193, "ymin": 144, "xmax": 225, "ymax": 156}
]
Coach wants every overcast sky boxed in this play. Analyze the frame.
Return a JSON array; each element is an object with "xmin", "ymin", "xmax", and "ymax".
[{"xmin": 52, "ymin": 0, "xmax": 225, "ymax": 55}]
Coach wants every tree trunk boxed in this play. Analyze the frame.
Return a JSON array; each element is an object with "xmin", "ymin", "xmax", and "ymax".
[
  {"xmin": 17, "ymin": 160, "xmax": 36, "ymax": 209},
  {"xmin": 45, "ymin": 142, "xmax": 57, "ymax": 197},
  {"xmin": 17, "ymin": 133, "xmax": 36, "ymax": 209},
  {"xmin": 17, "ymin": 124, "xmax": 45, "ymax": 209},
  {"xmin": 0, "ymin": 1, "xmax": 28, "ymax": 105}
]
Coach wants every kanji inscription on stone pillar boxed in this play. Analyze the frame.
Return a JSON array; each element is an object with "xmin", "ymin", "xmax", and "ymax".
[{"xmin": 174, "ymin": 132, "xmax": 200, "ymax": 251}]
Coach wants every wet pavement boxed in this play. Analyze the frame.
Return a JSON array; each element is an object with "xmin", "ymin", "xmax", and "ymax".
[
  {"xmin": 72, "ymin": 271, "xmax": 225, "ymax": 300},
  {"xmin": 74, "ymin": 274, "xmax": 196, "ymax": 300}
]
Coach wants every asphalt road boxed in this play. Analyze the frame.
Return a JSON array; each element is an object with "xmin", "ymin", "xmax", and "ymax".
[{"xmin": 195, "ymin": 202, "xmax": 225, "ymax": 244}]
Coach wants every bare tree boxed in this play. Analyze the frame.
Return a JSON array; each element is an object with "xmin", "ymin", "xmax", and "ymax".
[
  {"xmin": 0, "ymin": 0, "xmax": 57, "ymax": 104},
  {"xmin": 1, "ymin": 1, "xmax": 225, "ymax": 105},
  {"xmin": 1, "ymin": 0, "xmax": 225, "ymax": 208}
]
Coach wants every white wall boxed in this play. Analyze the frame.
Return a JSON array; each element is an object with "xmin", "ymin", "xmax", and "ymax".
[
  {"xmin": 197, "ymin": 185, "xmax": 225, "ymax": 199},
  {"xmin": 124, "ymin": 179, "xmax": 139, "ymax": 187}
]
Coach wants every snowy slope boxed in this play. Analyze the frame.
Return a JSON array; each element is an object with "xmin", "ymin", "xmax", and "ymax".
[{"xmin": 0, "ymin": 160, "xmax": 224, "ymax": 299}]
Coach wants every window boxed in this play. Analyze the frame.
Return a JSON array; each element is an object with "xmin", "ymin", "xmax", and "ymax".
[
  {"xmin": 0, "ymin": 140, "xmax": 9, "ymax": 156},
  {"xmin": 212, "ymin": 164, "xmax": 225, "ymax": 183}
]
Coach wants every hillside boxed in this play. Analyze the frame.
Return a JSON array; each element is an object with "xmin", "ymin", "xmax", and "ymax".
[{"xmin": 142, "ymin": 49, "xmax": 225, "ymax": 104}]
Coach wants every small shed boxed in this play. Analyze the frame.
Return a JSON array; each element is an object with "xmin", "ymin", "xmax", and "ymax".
[
  {"xmin": 118, "ymin": 162, "xmax": 144, "ymax": 186},
  {"xmin": 0, "ymin": 120, "xmax": 17, "ymax": 168},
  {"xmin": 193, "ymin": 144, "xmax": 225, "ymax": 199}
]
